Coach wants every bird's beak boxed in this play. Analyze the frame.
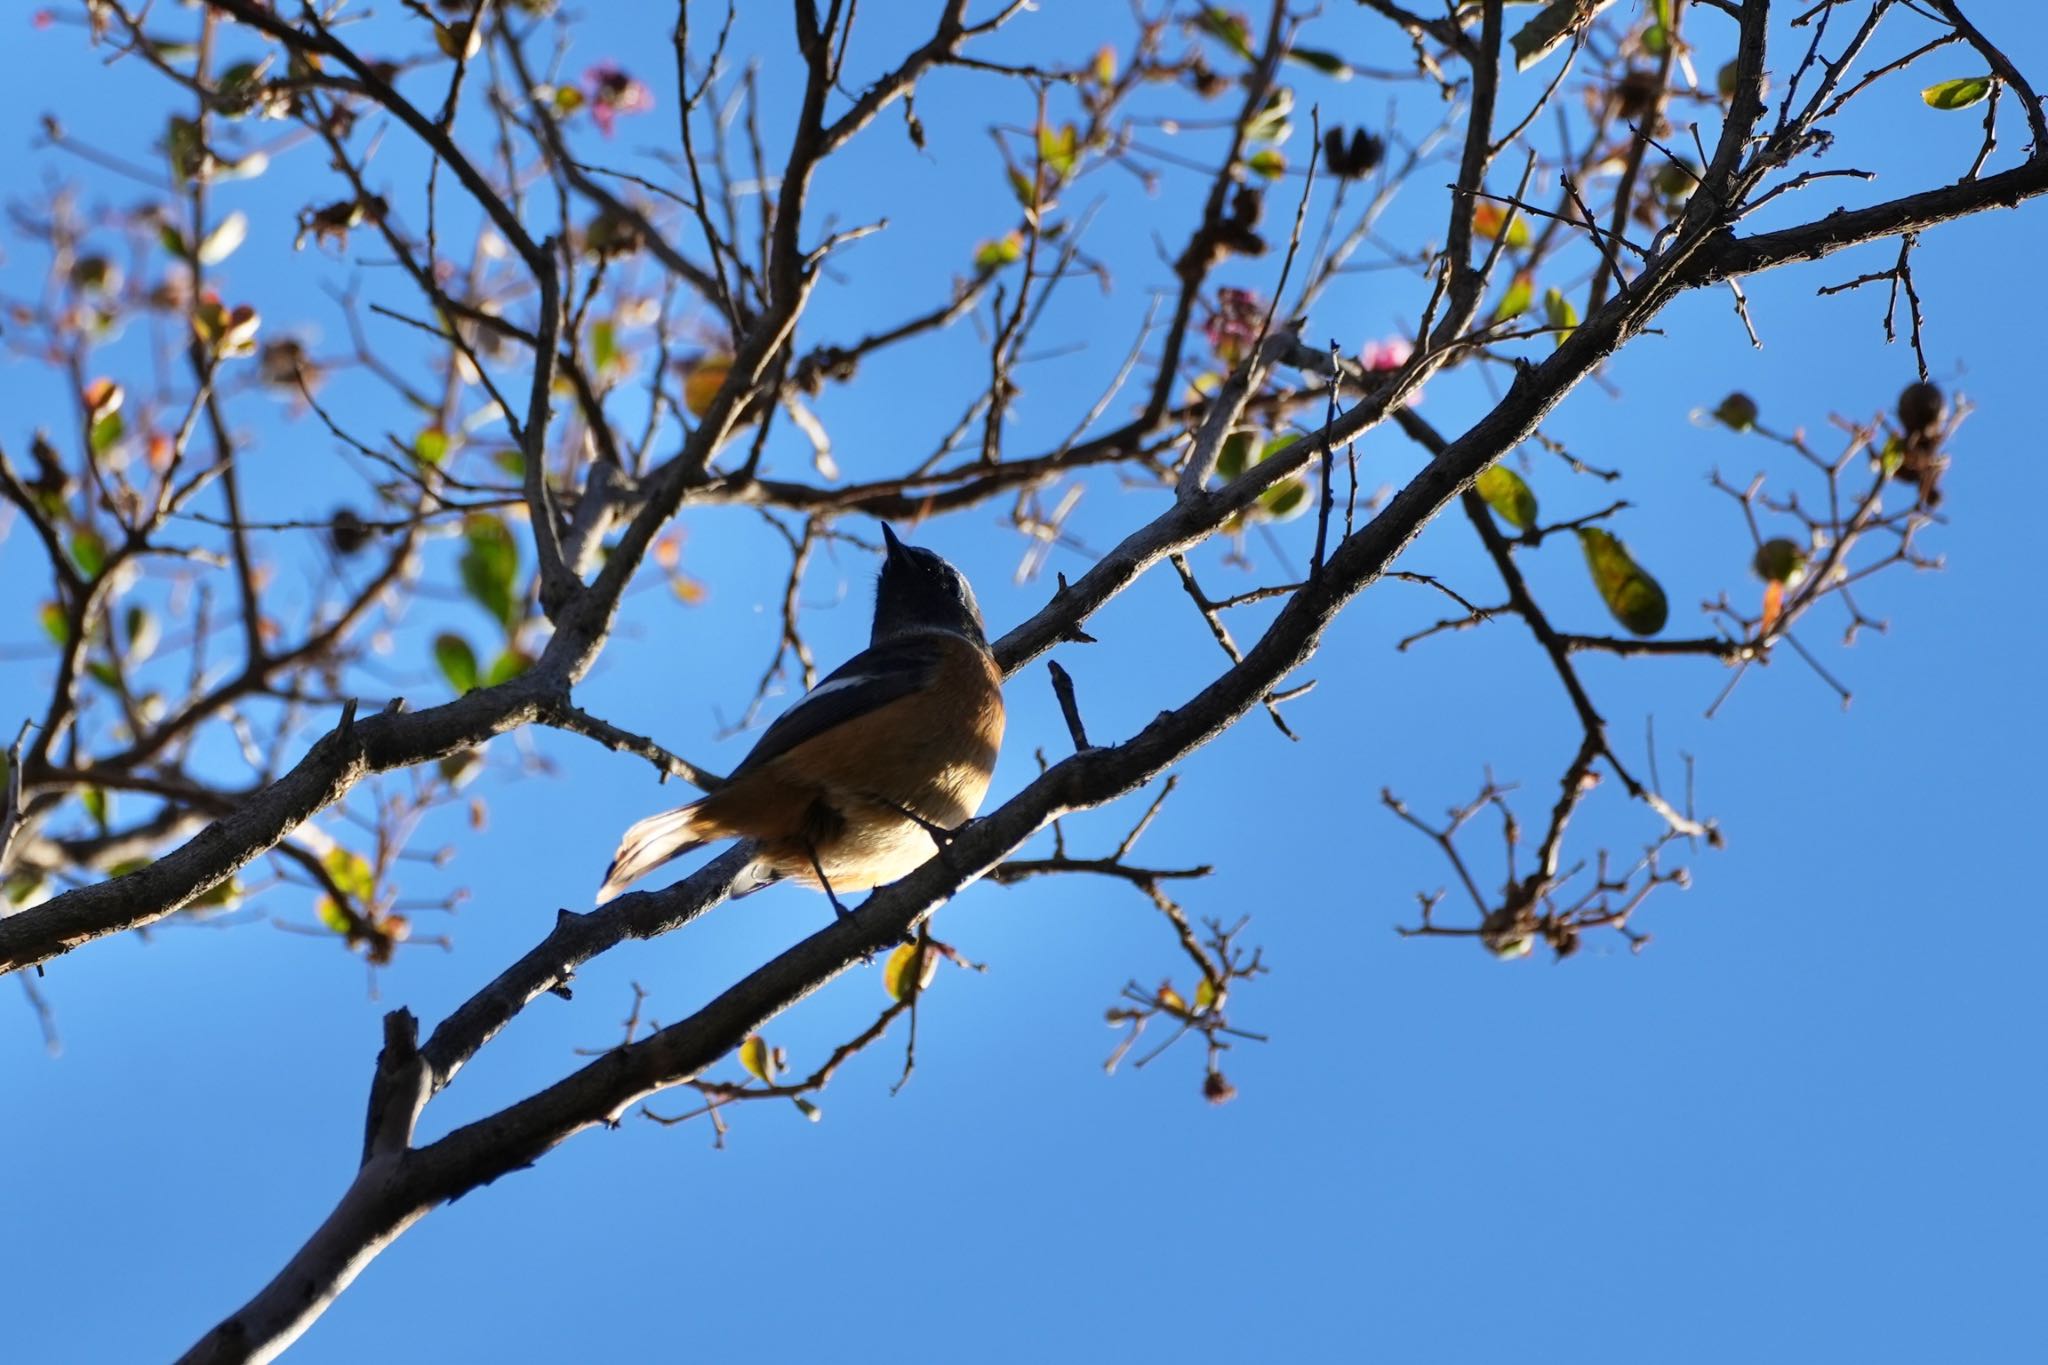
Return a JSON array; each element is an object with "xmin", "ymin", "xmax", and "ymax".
[{"xmin": 880, "ymin": 522, "xmax": 907, "ymax": 561}]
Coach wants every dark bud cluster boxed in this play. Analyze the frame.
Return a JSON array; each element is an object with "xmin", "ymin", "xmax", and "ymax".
[
  {"xmin": 1213, "ymin": 183, "xmax": 1268, "ymax": 257},
  {"xmin": 330, "ymin": 508, "xmax": 372, "ymax": 557},
  {"xmin": 1889, "ymin": 380, "xmax": 1951, "ymax": 507},
  {"xmin": 1320, "ymin": 125, "xmax": 1385, "ymax": 179}
]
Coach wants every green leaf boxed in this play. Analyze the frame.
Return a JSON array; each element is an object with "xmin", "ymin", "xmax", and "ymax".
[
  {"xmin": 39, "ymin": 603, "xmax": 71, "ymax": 646},
  {"xmin": 322, "ymin": 846, "xmax": 376, "ymax": 902},
  {"xmin": 70, "ymin": 255, "xmax": 119, "ymax": 294},
  {"xmin": 1652, "ymin": 159, "xmax": 1698, "ymax": 202},
  {"xmin": 217, "ymin": 59, "xmax": 269, "ymax": 104},
  {"xmin": 165, "ymin": 116, "xmax": 206, "ymax": 183},
  {"xmin": 413, "ymin": 427, "xmax": 450, "ymax": 466},
  {"xmin": 1285, "ymin": 46, "xmax": 1353, "ymax": 80},
  {"xmin": 438, "ymin": 748, "xmax": 485, "ymax": 789},
  {"xmin": 1922, "ymin": 76, "xmax": 1993, "ymax": 111},
  {"xmin": 1711, "ymin": 392, "xmax": 1758, "ymax": 432},
  {"xmin": 1577, "ymin": 528, "xmax": 1668, "ymax": 636},
  {"xmin": 1251, "ymin": 434, "xmax": 1310, "ymax": 520},
  {"xmin": 1641, "ymin": 23, "xmax": 1670, "ymax": 56},
  {"xmin": 1543, "ymin": 287, "xmax": 1578, "ymax": 346},
  {"xmin": 1007, "ymin": 165, "xmax": 1037, "ymax": 209},
  {"xmin": 973, "ymin": 232, "xmax": 1023, "ymax": 271},
  {"xmin": 590, "ymin": 319, "xmax": 618, "ymax": 373},
  {"xmin": 1475, "ymin": 465, "xmax": 1539, "ymax": 531},
  {"xmin": 1245, "ymin": 87, "xmax": 1294, "ymax": 144},
  {"xmin": 1037, "ymin": 122, "xmax": 1079, "ymax": 180},
  {"xmin": 482, "ymin": 647, "xmax": 532, "ymax": 688},
  {"xmin": 1247, "ymin": 148, "xmax": 1286, "ymax": 179},
  {"xmin": 1194, "ymin": 977, "xmax": 1219, "ymax": 1011},
  {"xmin": 125, "ymin": 606, "xmax": 159, "ymax": 662},
  {"xmin": 86, "ymin": 660, "xmax": 121, "ymax": 689},
  {"xmin": 1195, "ymin": 7, "xmax": 1254, "ymax": 58},
  {"xmin": 90, "ymin": 410, "xmax": 125, "ymax": 457},
  {"xmin": 1215, "ymin": 430, "xmax": 1256, "ymax": 482},
  {"xmin": 1510, "ymin": 0, "xmax": 1618, "ymax": 73},
  {"xmin": 1258, "ymin": 478, "xmax": 1310, "ymax": 521},
  {"xmin": 459, "ymin": 514, "xmax": 521, "ymax": 630},
  {"xmin": 189, "ymin": 877, "xmax": 243, "ymax": 911},
  {"xmin": 1493, "ymin": 270, "xmax": 1534, "ymax": 323},
  {"xmin": 4, "ymin": 873, "xmax": 47, "ymax": 908},
  {"xmin": 739, "ymin": 1034, "xmax": 774, "ymax": 1083},
  {"xmin": 159, "ymin": 222, "xmax": 190, "ymax": 260},
  {"xmin": 82, "ymin": 786, "xmax": 110, "ymax": 830},
  {"xmin": 70, "ymin": 529, "xmax": 107, "ymax": 578},
  {"xmin": 1489, "ymin": 934, "xmax": 1535, "ymax": 961},
  {"xmin": 433, "ymin": 633, "xmax": 480, "ymax": 694}
]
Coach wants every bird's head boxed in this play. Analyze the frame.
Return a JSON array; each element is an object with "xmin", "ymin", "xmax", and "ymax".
[{"xmin": 873, "ymin": 524, "xmax": 987, "ymax": 647}]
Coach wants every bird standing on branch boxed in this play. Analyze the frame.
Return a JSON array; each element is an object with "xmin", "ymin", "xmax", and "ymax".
[{"xmin": 597, "ymin": 525, "xmax": 1005, "ymax": 913}]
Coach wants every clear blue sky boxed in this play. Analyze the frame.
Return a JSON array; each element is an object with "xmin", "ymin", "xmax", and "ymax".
[{"xmin": 4, "ymin": 4, "xmax": 2045, "ymax": 1361}]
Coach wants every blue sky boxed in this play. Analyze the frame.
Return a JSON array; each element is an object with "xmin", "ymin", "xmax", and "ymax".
[{"xmin": 3, "ymin": 4, "xmax": 2046, "ymax": 1361}]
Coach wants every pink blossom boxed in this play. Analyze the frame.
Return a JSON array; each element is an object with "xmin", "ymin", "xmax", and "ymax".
[
  {"xmin": 1359, "ymin": 336, "xmax": 1413, "ymax": 372},
  {"xmin": 1360, "ymin": 336, "xmax": 1423, "ymax": 405},
  {"xmin": 584, "ymin": 64, "xmax": 654, "ymax": 137}
]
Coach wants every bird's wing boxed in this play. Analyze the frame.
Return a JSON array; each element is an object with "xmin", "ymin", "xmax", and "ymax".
[{"xmin": 728, "ymin": 634, "xmax": 945, "ymax": 778}]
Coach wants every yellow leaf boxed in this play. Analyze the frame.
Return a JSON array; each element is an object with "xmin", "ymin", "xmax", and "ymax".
[
  {"xmin": 1472, "ymin": 201, "xmax": 1530, "ymax": 248},
  {"xmin": 435, "ymin": 20, "xmax": 483, "ymax": 61},
  {"xmin": 315, "ymin": 896, "xmax": 354, "ymax": 935},
  {"xmin": 684, "ymin": 354, "xmax": 731, "ymax": 418},
  {"xmin": 884, "ymin": 942, "xmax": 940, "ymax": 1001},
  {"xmin": 321, "ymin": 846, "xmax": 376, "ymax": 902},
  {"xmin": 1493, "ymin": 269, "xmax": 1534, "ymax": 323},
  {"xmin": 1576, "ymin": 528, "xmax": 1668, "ymax": 636},
  {"xmin": 739, "ymin": 1034, "xmax": 773, "ymax": 1083}
]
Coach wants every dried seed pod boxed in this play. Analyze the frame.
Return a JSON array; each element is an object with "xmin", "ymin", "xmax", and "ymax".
[{"xmin": 1897, "ymin": 380, "xmax": 1945, "ymax": 438}]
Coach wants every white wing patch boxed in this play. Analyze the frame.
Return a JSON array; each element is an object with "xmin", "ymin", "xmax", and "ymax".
[{"xmin": 794, "ymin": 673, "xmax": 879, "ymax": 708}]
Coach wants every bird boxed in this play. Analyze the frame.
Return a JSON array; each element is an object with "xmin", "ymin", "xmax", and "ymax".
[{"xmin": 596, "ymin": 524, "xmax": 1005, "ymax": 912}]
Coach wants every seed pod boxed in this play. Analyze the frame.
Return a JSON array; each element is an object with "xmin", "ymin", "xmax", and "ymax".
[
  {"xmin": 330, "ymin": 508, "xmax": 371, "ymax": 556},
  {"xmin": 1897, "ymin": 380, "xmax": 1945, "ymax": 438},
  {"xmin": 1616, "ymin": 68, "xmax": 1661, "ymax": 119},
  {"xmin": 1752, "ymin": 537, "xmax": 1807, "ymax": 586}
]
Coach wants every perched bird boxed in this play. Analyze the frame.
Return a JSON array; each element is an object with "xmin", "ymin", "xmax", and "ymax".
[{"xmin": 597, "ymin": 525, "xmax": 1005, "ymax": 910}]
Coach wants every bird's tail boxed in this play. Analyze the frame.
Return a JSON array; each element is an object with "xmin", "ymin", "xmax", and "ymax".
[{"xmin": 597, "ymin": 802, "xmax": 712, "ymax": 904}]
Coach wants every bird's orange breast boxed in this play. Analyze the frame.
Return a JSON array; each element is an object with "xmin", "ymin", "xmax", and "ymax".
[{"xmin": 689, "ymin": 634, "xmax": 1004, "ymax": 891}]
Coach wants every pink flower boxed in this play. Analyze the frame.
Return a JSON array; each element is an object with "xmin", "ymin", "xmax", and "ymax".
[
  {"xmin": 1359, "ymin": 336, "xmax": 1413, "ymax": 372},
  {"xmin": 1360, "ymin": 336, "xmax": 1423, "ymax": 405},
  {"xmin": 584, "ymin": 64, "xmax": 654, "ymax": 137}
]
